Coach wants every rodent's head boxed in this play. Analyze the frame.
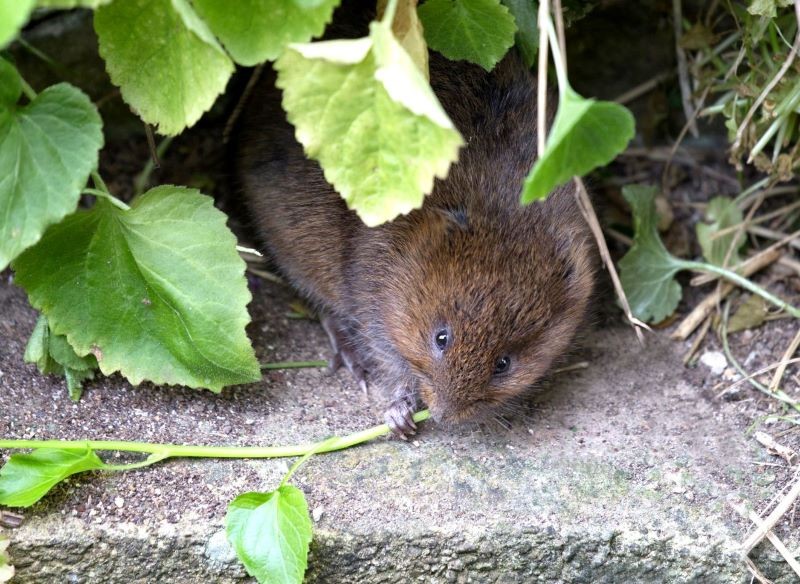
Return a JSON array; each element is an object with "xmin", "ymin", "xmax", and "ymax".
[{"xmin": 381, "ymin": 195, "xmax": 594, "ymax": 425}]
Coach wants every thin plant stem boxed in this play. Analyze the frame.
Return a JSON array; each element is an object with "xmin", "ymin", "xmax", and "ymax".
[
  {"xmin": 260, "ymin": 361, "xmax": 328, "ymax": 370},
  {"xmin": 0, "ymin": 410, "xmax": 432, "ymax": 459},
  {"xmin": 82, "ymin": 188, "xmax": 131, "ymax": 211},
  {"xmin": 382, "ymin": 0, "xmax": 399, "ymax": 25}
]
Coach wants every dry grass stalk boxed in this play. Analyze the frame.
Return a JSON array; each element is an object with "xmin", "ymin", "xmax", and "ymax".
[
  {"xmin": 770, "ymin": 328, "xmax": 800, "ymax": 393},
  {"xmin": 742, "ymin": 473, "xmax": 800, "ymax": 553}
]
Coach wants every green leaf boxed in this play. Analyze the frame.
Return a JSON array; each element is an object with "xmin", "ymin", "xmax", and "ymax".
[
  {"xmin": 275, "ymin": 22, "xmax": 463, "ymax": 226},
  {"xmin": 24, "ymin": 315, "xmax": 97, "ymax": 400},
  {"xmin": 696, "ymin": 196, "xmax": 744, "ymax": 266},
  {"xmin": 0, "ymin": 448, "xmax": 106, "ymax": 507},
  {"xmin": 226, "ymin": 486, "xmax": 312, "ymax": 584},
  {"xmin": 521, "ymin": 86, "xmax": 634, "ymax": 203},
  {"xmin": 747, "ymin": 0, "xmax": 793, "ymax": 18},
  {"xmin": 0, "ymin": 58, "xmax": 21, "ymax": 106},
  {"xmin": 0, "ymin": 69, "xmax": 103, "ymax": 270},
  {"xmin": 501, "ymin": 0, "xmax": 538, "ymax": 67},
  {"xmin": 418, "ymin": 0, "xmax": 517, "ymax": 71},
  {"xmin": 0, "ymin": 0, "xmax": 34, "ymax": 48},
  {"xmin": 728, "ymin": 293, "xmax": 768, "ymax": 333},
  {"xmin": 0, "ymin": 533, "xmax": 13, "ymax": 583},
  {"xmin": 94, "ymin": 0, "xmax": 234, "ymax": 135},
  {"xmin": 14, "ymin": 186, "xmax": 261, "ymax": 391},
  {"xmin": 618, "ymin": 185, "xmax": 691, "ymax": 323},
  {"xmin": 192, "ymin": 0, "xmax": 341, "ymax": 66}
]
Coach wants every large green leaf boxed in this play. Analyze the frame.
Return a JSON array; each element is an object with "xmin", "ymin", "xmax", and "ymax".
[
  {"xmin": 226, "ymin": 486, "xmax": 313, "ymax": 584},
  {"xmin": 192, "ymin": 0, "xmax": 341, "ymax": 66},
  {"xmin": 14, "ymin": 186, "xmax": 260, "ymax": 391},
  {"xmin": 0, "ymin": 60, "xmax": 103, "ymax": 270},
  {"xmin": 37, "ymin": 0, "xmax": 113, "ymax": 6},
  {"xmin": 696, "ymin": 196, "xmax": 744, "ymax": 267},
  {"xmin": 521, "ymin": 86, "xmax": 634, "ymax": 203},
  {"xmin": 275, "ymin": 22, "xmax": 463, "ymax": 226},
  {"xmin": 0, "ymin": 448, "xmax": 106, "ymax": 507},
  {"xmin": 618, "ymin": 185, "xmax": 689, "ymax": 323},
  {"xmin": 418, "ymin": 0, "xmax": 517, "ymax": 71},
  {"xmin": 0, "ymin": 0, "xmax": 34, "ymax": 48},
  {"xmin": 94, "ymin": 0, "xmax": 234, "ymax": 135}
]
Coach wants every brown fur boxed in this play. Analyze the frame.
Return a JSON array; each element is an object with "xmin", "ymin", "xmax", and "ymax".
[{"xmin": 235, "ymin": 28, "xmax": 595, "ymax": 426}]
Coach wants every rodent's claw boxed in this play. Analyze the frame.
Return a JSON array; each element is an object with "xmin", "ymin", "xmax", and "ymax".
[
  {"xmin": 322, "ymin": 315, "xmax": 370, "ymax": 393},
  {"xmin": 384, "ymin": 399, "xmax": 417, "ymax": 440}
]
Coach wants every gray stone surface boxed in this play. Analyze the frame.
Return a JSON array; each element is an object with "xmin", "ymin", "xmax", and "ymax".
[{"xmin": 0, "ymin": 275, "xmax": 796, "ymax": 583}]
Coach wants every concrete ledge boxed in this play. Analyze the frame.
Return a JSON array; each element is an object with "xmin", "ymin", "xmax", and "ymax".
[{"xmin": 0, "ymin": 278, "xmax": 795, "ymax": 583}]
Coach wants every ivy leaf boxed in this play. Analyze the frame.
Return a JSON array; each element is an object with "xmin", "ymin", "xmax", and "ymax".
[
  {"xmin": 13, "ymin": 186, "xmax": 261, "ymax": 391},
  {"xmin": 94, "ymin": 0, "xmax": 234, "ymax": 135},
  {"xmin": 418, "ymin": 0, "xmax": 517, "ymax": 71},
  {"xmin": 226, "ymin": 486, "xmax": 313, "ymax": 584},
  {"xmin": 192, "ymin": 0, "xmax": 341, "ymax": 66},
  {"xmin": 0, "ymin": 0, "xmax": 34, "ymax": 48},
  {"xmin": 618, "ymin": 185, "xmax": 692, "ymax": 323},
  {"xmin": 501, "ymin": 0, "xmax": 538, "ymax": 67},
  {"xmin": 521, "ymin": 86, "xmax": 634, "ymax": 203},
  {"xmin": 696, "ymin": 196, "xmax": 744, "ymax": 266},
  {"xmin": 0, "ymin": 61, "xmax": 103, "ymax": 271},
  {"xmin": 0, "ymin": 533, "xmax": 12, "ymax": 583},
  {"xmin": 0, "ymin": 448, "xmax": 106, "ymax": 507},
  {"xmin": 276, "ymin": 22, "xmax": 463, "ymax": 226}
]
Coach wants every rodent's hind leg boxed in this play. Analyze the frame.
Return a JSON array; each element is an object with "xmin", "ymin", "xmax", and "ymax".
[
  {"xmin": 384, "ymin": 389, "xmax": 422, "ymax": 440},
  {"xmin": 321, "ymin": 315, "xmax": 369, "ymax": 394}
]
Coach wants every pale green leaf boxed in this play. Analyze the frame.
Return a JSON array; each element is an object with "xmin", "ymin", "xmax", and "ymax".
[
  {"xmin": 226, "ymin": 486, "xmax": 312, "ymax": 584},
  {"xmin": 14, "ymin": 186, "xmax": 261, "ymax": 391},
  {"xmin": 748, "ymin": 0, "xmax": 793, "ymax": 18},
  {"xmin": 0, "ymin": 0, "xmax": 34, "ymax": 48},
  {"xmin": 276, "ymin": 22, "xmax": 463, "ymax": 225},
  {"xmin": 521, "ymin": 86, "xmax": 634, "ymax": 203},
  {"xmin": 696, "ymin": 196, "xmax": 744, "ymax": 266},
  {"xmin": 94, "ymin": 0, "xmax": 234, "ymax": 135},
  {"xmin": 192, "ymin": 0, "xmax": 341, "ymax": 66},
  {"xmin": 0, "ymin": 72, "xmax": 103, "ymax": 270},
  {"xmin": 418, "ymin": 0, "xmax": 517, "ymax": 71},
  {"xmin": 501, "ymin": 0, "xmax": 538, "ymax": 67},
  {"xmin": 618, "ymin": 185, "xmax": 689, "ymax": 323},
  {"xmin": 0, "ymin": 448, "xmax": 106, "ymax": 507}
]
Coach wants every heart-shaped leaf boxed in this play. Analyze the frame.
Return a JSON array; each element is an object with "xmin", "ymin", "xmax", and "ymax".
[
  {"xmin": 226, "ymin": 486, "xmax": 312, "ymax": 584},
  {"xmin": 276, "ymin": 21, "xmax": 463, "ymax": 226},
  {"xmin": 94, "ymin": 0, "xmax": 234, "ymax": 135},
  {"xmin": 418, "ymin": 0, "xmax": 517, "ymax": 71},
  {"xmin": 0, "ymin": 60, "xmax": 103, "ymax": 270},
  {"xmin": 14, "ymin": 186, "xmax": 260, "ymax": 391},
  {"xmin": 521, "ymin": 86, "xmax": 634, "ymax": 203},
  {"xmin": 192, "ymin": 0, "xmax": 341, "ymax": 66}
]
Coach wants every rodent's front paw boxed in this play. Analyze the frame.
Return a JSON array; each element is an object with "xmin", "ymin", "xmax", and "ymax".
[{"xmin": 384, "ymin": 397, "xmax": 417, "ymax": 440}]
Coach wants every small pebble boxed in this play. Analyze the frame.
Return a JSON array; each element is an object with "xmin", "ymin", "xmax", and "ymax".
[{"xmin": 699, "ymin": 351, "xmax": 727, "ymax": 376}]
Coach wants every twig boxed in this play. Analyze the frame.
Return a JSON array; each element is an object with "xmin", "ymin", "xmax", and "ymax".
[
  {"xmin": 770, "ymin": 328, "xmax": 800, "ymax": 393},
  {"xmin": 223, "ymin": 64, "xmax": 265, "ymax": 144},
  {"xmin": 144, "ymin": 124, "xmax": 160, "ymax": 169},
  {"xmin": 682, "ymin": 314, "xmax": 711, "ymax": 364},
  {"xmin": 662, "ymin": 86, "xmax": 711, "ymax": 193},
  {"xmin": 574, "ymin": 178, "xmax": 648, "ymax": 343},
  {"xmin": 732, "ymin": 499, "xmax": 800, "ymax": 578},
  {"xmin": 742, "ymin": 473, "xmax": 800, "ymax": 553},
  {"xmin": 709, "ymin": 200, "xmax": 800, "ymax": 240},
  {"xmin": 730, "ymin": 0, "xmax": 800, "ymax": 162},
  {"xmin": 671, "ymin": 247, "xmax": 782, "ymax": 340},
  {"xmin": 536, "ymin": 0, "xmax": 551, "ymax": 156},
  {"xmin": 690, "ymin": 231, "xmax": 799, "ymax": 286},
  {"xmin": 247, "ymin": 266, "xmax": 285, "ymax": 285},
  {"xmin": 613, "ymin": 71, "xmax": 674, "ymax": 105},
  {"xmin": 553, "ymin": 0, "xmax": 567, "ymax": 70},
  {"xmin": 778, "ymin": 256, "xmax": 800, "ymax": 277},
  {"xmin": 672, "ymin": 0, "xmax": 699, "ymax": 137},
  {"xmin": 748, "ymin": 225, "xmax": 800, "ymax": 251}
]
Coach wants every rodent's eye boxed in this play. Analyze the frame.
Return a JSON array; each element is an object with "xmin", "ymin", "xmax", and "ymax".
[
  {"xmin": 434, "ymin": 329, "xmax": 449, "ymax": 350},
  {"xmin": 493, "ymin": 356, "xmax": 511, "ymax": 375}
]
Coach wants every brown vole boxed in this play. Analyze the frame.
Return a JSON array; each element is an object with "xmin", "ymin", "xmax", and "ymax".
[{"xmin": 236, "ymin": 27, "xmax": 595, "ymax": 438}]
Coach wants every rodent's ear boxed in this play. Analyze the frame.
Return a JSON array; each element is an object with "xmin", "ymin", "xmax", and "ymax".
[{"xmin": 434, "ymin": 206, "xmax": 470, "ymax": 232}]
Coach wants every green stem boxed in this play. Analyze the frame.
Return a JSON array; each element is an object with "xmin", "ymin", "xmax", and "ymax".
[
  {"xmin": 101, "ymin": 452, "xmax": 170, "ymax": 471},
  {"xmin": 682, "ymin": 259, "xmax": 800, "ymax": 318},
  {"xmin": 133, "ymin": 136, "xmax": 173, "ymax": 196},
  {"xmin": 542, "ymin": 11, "xmax": 570, "ymax": 99},
  {"xmin": 19, "ymin": 77, "xmax": 37, "ymax": 101},
  {"xmin": 381, "ymin": 0, "xmax": 399, "ymax": 26},
  {"xmin": 280, "ymin": 437, "xmax": 339, "ymax": 488},
  {"xmin": 82, "ymin": 188, "xmax": 131, "ymax": 211},
  {"xmin": 91, "ymin": 170, "xmax": 109, "ymax": 193},
  {"xmin": 0, "ymin": 410, "xmax": 432, "ymax": 459},
  {"xmin": 261, "ymin": 360, "xmax": 327, "ymax": 370}
]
